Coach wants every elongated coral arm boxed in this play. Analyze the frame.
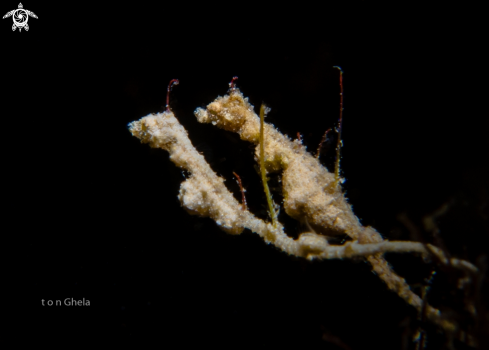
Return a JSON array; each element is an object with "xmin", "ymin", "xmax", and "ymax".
[{"xmin": 130, "ymin": 80, "xmax": 477, "ymax": 336}]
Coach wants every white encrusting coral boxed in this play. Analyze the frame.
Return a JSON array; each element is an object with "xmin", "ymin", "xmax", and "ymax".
[{"xmin": 129, "ymin": 86, "xmax": 477, "ymax": 335}]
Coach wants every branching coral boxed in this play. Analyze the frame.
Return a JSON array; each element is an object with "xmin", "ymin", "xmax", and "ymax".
[{"xmin": 128, "ymin": 78, "xmax": 477, "ymax": 339}]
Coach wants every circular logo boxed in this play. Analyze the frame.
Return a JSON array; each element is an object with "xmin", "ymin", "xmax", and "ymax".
[{"xmin": 12, "ymin": 9, "xmax": 27, "ymax": 27}]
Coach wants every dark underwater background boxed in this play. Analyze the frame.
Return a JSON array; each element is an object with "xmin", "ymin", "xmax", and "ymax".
[{"xmin": 3, "ymin": 1, "xmax": 487, "ymax": 349}]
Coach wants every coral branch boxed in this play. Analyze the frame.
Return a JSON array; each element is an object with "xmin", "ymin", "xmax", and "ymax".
[{"xmin": 130, "ymin": 81, "xmax": 477, "ymax": 337}]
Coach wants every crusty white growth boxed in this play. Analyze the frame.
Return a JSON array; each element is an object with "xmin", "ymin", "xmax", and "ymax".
[
  {"xmin": 130, "ymin": 89, "xmax": 477, "ymax": 335},
  {"xmin": 128, "ymin": 112, "xmax": 245, "ymax": 235},
  {"xmin": 195, "ymin": 90, "xmax": 365, "ymax": 238}
]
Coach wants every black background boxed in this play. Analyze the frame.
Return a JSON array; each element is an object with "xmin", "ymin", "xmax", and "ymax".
[{"xmin": 3, "ymin": 1, "xmax": 487, "ymax": 349}]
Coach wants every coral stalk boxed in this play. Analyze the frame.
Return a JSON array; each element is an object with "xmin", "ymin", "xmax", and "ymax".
[{"xmin": 130, "ymin": 82, "xmax": 477, "ymax": 336}]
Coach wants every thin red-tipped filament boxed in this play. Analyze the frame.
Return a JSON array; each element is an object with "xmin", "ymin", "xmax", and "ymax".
[
  {"xmin": 233, "ymin": 171, "xmax": 247, "ymax": 210},
  {"xmin": 332, "ymin": 66, "xmax": 344, "ymax": 187},
  {"xmin": 166, "ymin": 79, "xmax": 180, "ymax": 112},
  {"xmin": 229, "ymin": 76, "xmax": 238, "ymax": 91},
  {"xmin": 316, "ymin": 128, "xmax": 331, "ymax": 159}
]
